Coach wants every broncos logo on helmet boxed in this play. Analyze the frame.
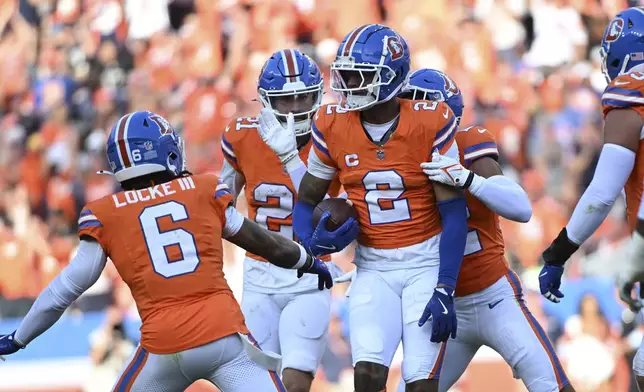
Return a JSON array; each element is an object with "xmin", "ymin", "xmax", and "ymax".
[
  {"xmin": 386, "ymin": 36, "xmax": 405, "ymax": 61},
  {"xmin": 331, "ymin": 24, "xmax": 411, "ymax": 111},
  {"xmin": 605, "ymin": 18, "xmax": 624, "ymax": 43},
  {"xmin": 106, "ymin": 111, "xmax": 185, "ymax": 183},
  {"xmin": 600, "ymin": 7, "xmax": 644, "ymax": 82}
]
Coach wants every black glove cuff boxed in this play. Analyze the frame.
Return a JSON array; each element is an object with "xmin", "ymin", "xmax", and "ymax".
[
  {"xmin": 461, "ymin": 171, "xmax": 475, "ymax": 189},
  {"xmin": 542, "ymin": 228, "xmax": 579, "ymax": 266}
]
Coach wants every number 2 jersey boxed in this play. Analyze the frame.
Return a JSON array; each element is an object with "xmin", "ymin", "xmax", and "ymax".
[
  {"xmin": 77, "ymin": 174, "xmax": 248, "ymax": 354},
  {"xmin": 602, "ymin": 71, "xmax": 644, "ymax": 232},
  {"xmin": 308, "ymin": 100, "xmax": 458, "ymax": 250},
  {"xmin": 220, "ymin": 116, "xmax": 340, "ymax": 290},
  {"xmin": 453, "ymin": 126, "xmax": 507, "ymax": 296}
]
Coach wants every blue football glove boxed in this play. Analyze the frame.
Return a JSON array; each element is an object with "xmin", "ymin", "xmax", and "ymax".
[
  {"xmin": 419, "ymin": 286, "xmax": 457, "ymax": 343},
  {"xmin": 0, "ymin": 331, "xmax": 24, "ymax": 356},
  {"xmin": 538, "ymin": 264, "xmax": 564, "ymax": 303},
  {"xmin": 539, "ymin": 228, "xmax": 578, "ymax": 303},
  {"xmin": 297, "ymin": 255, "xmax": 334, "ymax": 290},
  {"xmin": 309, "ymin": 212, "xmax": 359, "ymax": 256}
]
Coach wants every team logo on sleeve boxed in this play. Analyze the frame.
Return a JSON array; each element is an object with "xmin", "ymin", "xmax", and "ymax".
[
  {"xmin": 386, "ymin": 36, "xmax": 404, "ymax": 61},
  {"xmin": 605, "ymin": 18, "xmax": 624, "ymax": 43}
]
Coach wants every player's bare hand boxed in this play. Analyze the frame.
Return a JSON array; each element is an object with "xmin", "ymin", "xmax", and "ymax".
[
  {"xmin": 258, "ymin": 108, "xmax": 298, "ymax": 164},
  {"xmin": 421, "ymin": 152, "xmax": 471, "ymax": 188}
]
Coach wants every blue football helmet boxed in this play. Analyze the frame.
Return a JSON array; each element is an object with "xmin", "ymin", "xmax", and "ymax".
[
  {"xmin": 600, "ymin": 7, "xmax": 644, "ymax": 82},
  {"xmin": 400, "ymin": 68, "xmax": 464, "ymax": 124},
  {"xmin": 257, "ymin": 49, "xmax": 324, "ymax": 136},
  {"xmin": 331, "ymin": 24, "xmax": 410, "ymax": 111},
  {"xmin": 106, "ymin": 111, "xmax": 185, "ymax": 183}
]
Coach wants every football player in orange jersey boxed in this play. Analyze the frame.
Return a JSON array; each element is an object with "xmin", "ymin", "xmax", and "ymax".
[
  {"xmin": 219, "ymin": 49, "xmax": 348, "ymax": 392},
  {"xmin": 400, "ymin": 69, "xmax": 575, "ymax": 392},
  {"xmin": 538, "ymin": 7, "xmax": 644, "ymax": 390},
  {"xmin": 0, "ymin": 111, "xmax": 335, "ymax": 392},
  {"xmin": 292, "ymin": 25, "xmax": 469, "ymax": 392}
]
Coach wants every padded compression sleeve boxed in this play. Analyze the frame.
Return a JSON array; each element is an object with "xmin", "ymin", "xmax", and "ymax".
[
  {"xmin": 437, "ymin": 197, "xmax": 468, "ymax": 288},
  {"xmin": 15, "ymin": 240, "xmax": 107, "ymax": 345},
  {"xmin": 565, "ymin": 143, "xmax": 635, "ymax": 245}
]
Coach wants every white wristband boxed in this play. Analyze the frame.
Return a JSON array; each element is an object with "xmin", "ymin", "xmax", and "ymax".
[
  {"xmin": 283, "ymin": 154, "xmax": 304, "ymax": 173},
  {"xmin": 292, "ymin": 243, "xmax": 308, "ymax": 269}
]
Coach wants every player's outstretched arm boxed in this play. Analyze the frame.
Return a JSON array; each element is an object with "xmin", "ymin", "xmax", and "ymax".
[
  {"xmin": 226, "ymin": 215, "xmax": 333, "ymax": 290},
  {"xmin": 0, "ymin": 238, "xmax": 107, "ymax": 355},
  {"xmin": 541, "ymin": 108, "xmax": 642, "ymax": 303},
  {"xmin": 467, "ymin": 158, "xmax": 531, "ymax": 222},
  {"xmin": 422, "ymin": 153, "xmax": 532, "ymax": 222}
]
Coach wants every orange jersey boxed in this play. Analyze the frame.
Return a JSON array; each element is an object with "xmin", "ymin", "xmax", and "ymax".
[
  {"xmin": 221, "ymin": 116, "xmax": 340, "ymax": 261},
  {"xmin": 454, "ymin": 126, "xmax": 507, "ymax": 296},
  {"xmin": 311, "ymin": 100, "xmax": 458, "ymax": 249},
  {"xmin": 602, "ymin": 72, "xmax": 644, "ymax": 233},
  {"xmin": 77, "ymin": 174, "xmax": 248, "ymax": 354}
]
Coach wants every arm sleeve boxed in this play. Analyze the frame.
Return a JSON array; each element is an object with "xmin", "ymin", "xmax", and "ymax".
[
  {"xmin": 468, "ymin": 175, "xmax": 532, "ymax": 222},
  {"xmin": 220, "ymin": 160, "xmax": 244, "ymax": 199},
  {"xmin": 293, "ymin": 200, "xmax": 316, "ymax": 250},
  {"xmin": 15, "ymin": 240, "xmax": 107, "ymax": 345},
  {"xmin": 222, "ymin": 206, "xmax": 245, "ymax": 238},
  {"xmin": 565, "ymin": 143, "xmax": 635, "ymax": 245},
  {"xmin": 437, "ymin": 197, "xmax": 469, "ymax": 288},
  {"xmin": 283, "ymin": 156, "xmax": 308, "ymax": 193}
]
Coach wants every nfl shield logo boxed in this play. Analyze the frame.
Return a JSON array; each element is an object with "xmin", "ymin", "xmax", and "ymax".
[
  {"xmin": 376, "ymin": 149, "xmax": 385, "ymax": 160},
  {"xmin": 605, "ymin": 18, "xmax": 624, "ymax": 43},
  {"xmin": 144, "ymin": 141, "xmax": 153, "ymax": 151}
]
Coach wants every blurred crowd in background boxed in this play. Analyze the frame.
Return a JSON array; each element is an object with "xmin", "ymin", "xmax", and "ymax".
[{"xmin": 1, "ymin": 0, "xmax": 644, "ymax": 391}]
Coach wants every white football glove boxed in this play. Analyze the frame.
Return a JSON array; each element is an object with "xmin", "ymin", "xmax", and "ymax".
[
  {"xmin": 421, "ymin": 151, "xmax": 472, "ymax": 188},
  {"xmin": 258, "ymin": 108, "xmax": 298, "ymax": 165}
]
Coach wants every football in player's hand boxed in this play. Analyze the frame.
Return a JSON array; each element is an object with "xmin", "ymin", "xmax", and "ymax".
[{"xmin": 312, "ymin": 198, "xmax": 358, "ymax": 231}]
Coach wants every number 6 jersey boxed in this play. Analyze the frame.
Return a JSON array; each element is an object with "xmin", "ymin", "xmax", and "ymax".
[
  {"xmin": 77, "ymin": 174, "xmax": 248, "ymax": 354},
  {"xmin": 308, "ymin": 100, "xmax": 458, "ymax": 250}
]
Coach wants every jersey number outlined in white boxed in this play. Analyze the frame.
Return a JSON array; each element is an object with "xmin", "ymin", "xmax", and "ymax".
[
  {"xmin": 140, "ymin": 201, "xmax": 200, "ymax": 278},
  {"xmin": 363, "ymin": 170, "xmax": 411, "ymax": 225}
]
